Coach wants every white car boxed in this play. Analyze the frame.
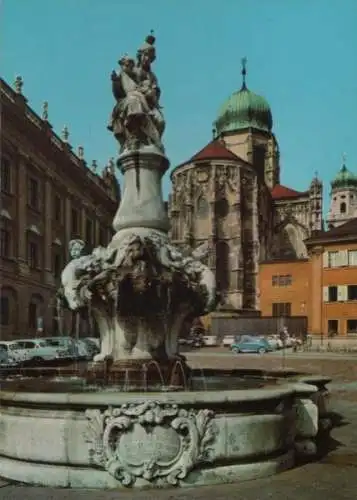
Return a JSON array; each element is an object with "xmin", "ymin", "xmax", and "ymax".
[
  {"xmin": 202, "ymin": 335, "xmax": 218, "ymax": 347},
  {"xmin": 11, "ymin": 339, "xmax": 65, "ymax": 363},
  {"xmin": 222, "ymin": 335, "xmax": 235, "ymax": 347},
  {"xmin": 0, "ymin": 343, "xmax": 19, "ymax": 366},
  {"xmin": 0, "ymin": 341, "xmax": 29, "ymax": 363},
  {"xmin": 267, "ymin": 335, "xmax": 283, "ymax": 350}
]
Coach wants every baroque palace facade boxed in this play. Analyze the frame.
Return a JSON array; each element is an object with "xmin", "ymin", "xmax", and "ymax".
[
  {"xmin": 0, "ymin": 77, "xmax": 120, "ymax": 339},
  {"xmin": 169, "ymin": 63, "xmax": 323, "ymax": 314}
]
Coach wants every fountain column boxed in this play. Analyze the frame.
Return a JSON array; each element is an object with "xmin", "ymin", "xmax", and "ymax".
[
  {"xmin": 112, "ymin": 151, "xmax": 170, "ymax": 234},
  {"xmin": 60, "ymin": 32, "xmax": 217, "ymax": 386}
]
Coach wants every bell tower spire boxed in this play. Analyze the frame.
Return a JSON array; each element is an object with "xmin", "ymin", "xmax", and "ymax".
[{"xmin": 241, "ymin": 57, "xmax": 247, "ymax": 90}]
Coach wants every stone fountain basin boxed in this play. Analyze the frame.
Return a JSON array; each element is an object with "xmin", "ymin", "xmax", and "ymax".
[{"xmin": 0, "ymin": 374, "xmax": 331, "ymax": 489}]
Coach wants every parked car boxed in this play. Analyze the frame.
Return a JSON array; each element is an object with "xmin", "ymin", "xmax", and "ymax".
[
  {"xmin": 267, "ymin": 335, "xmax": 283, "ymax": 350},
  {"xmin": 223, "ymin": 335, "xmax": 235, "ymax": 347},
  {"xmin": 0, "ymin": 344, "xmax": 19, "ymax": 367},
  {"xmin": 0, "ymin": 341, "xmax": 28, "ymax": 363},
  {"xmin": 231, "ymin": 336, "xmax": 273, "ymax": 354},
  {"xmin": 43, "ymin": 336, "xmax": 94, "ymax": 361},
  {"xmin": 202, "ymin": 335, "xmax": 218, "ymax": 347},
  {"xmin": 12, "ymin": 339, "xmax": 66, "ymax": 364}
]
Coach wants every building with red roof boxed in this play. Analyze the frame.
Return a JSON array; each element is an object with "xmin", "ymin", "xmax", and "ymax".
[{"xmin": 169, "ymin": 61, "xmax": 323, "ymax": 314}]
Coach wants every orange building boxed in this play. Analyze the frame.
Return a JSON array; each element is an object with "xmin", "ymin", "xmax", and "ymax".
[
  {"xmin": 259, "ymin": 219, "xmax": 357, "ymax": 338},
  {"xmin": 259, "ymin": 259, "xmax": 310, "ymax": 319},
  {"xmin": 305, "ymin": 219, "xmax": 357, "ymax": 337}
]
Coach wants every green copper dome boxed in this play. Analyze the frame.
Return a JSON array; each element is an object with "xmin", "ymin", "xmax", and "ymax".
[
  {"xmin": 214, "ymin": 60, "xmax": 273, "ymax": 135},
  {"xmin": 331, "ymin": 164, "xmax": 357, "ymax": 189}
]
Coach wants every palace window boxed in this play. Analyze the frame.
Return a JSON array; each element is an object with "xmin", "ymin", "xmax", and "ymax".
[
  {"xmin": 53, "ymin": 195, "xmax": 62, "ymax": 223},
  {"xmin": 27, "ymin": 240, "xmax": 39, "ymax": 269},
  {"xmin": 347, "ymin": 319, "xmax": 357, "ymax": 335},
  {"xmin": 327, "ymin": 319, "xmax": 339, "ymax": 336},
  {"xmin": 85, "ymin": 218, "xmax": 93, "ymax": 247},
  {"xmin": 71, "ymin": 208, "xmax": 79, "ymax": 236},
  {"xmin": 28, "ymin": 177, "xmax": 39, "ymax": 209},
  {"xmin": 272, "ymin": 274, "xmax": 292, "ymax": 286},
  {"xmin": 328, "ymin": 286, "xmax": 338, "ymax": 302},
  {"xmin": 53, "ymin": 251, "xmax": 62, "ymax": 279},
  {"xmin": 272, "ymin": 302, "xmax": 291, "ymax": 317},
  {"xmin": 340, "ymin": 202, "xmax": 346, "ymax": 214},
  {"xmin": 347, "ymin": 285, "xmax": 357, "ymax": 301},
  {"xmin": 327, "ymin": 251, "xmax": 339, "ymax": 268},
  {"xmin": 0, "ymin": 296, "xmax": 10, "ymax": 325},
  {"xmin": 1, "ymin": 157, "xmax": 11, "ymax": 193},
  {"xmin": 28, "ymin": 302, "xmax": 37, "ymax": 329},
  {"xmin": 348, "ymin": 250, "xmax": 357, "ymax": 266},
  {"xmin": 0, "ymin": 228, "xmax": 10, "ymax": 258}
]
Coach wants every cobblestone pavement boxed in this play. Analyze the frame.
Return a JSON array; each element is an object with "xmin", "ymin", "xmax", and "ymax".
[
  {"xmin": 186, "ymin": 352, "xmax": 357, "ymax": 384},
  {"xmin": 1, "ymin": 358, "xmax": 357, "ymax": 499}
]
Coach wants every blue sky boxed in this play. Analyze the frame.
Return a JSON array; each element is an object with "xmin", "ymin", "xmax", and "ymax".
[{"xmin": 2, "ymin": 0, "xmax": 357, "ymax": 208}]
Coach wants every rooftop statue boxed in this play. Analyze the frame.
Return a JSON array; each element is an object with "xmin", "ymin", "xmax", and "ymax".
[{"xmin": 108, "ymin": 32, "xmax": 165, "ymax": 154}]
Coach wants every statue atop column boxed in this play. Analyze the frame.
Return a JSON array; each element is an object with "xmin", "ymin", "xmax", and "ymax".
[{"xmin": 108, "ymin": 31, "xmax": 165, "ymax": 154}]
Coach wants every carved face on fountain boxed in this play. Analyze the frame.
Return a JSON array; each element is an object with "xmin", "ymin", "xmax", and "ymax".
[{"xmin": 69, "ymin": 239, "xmax": 85, "ymax": 259}]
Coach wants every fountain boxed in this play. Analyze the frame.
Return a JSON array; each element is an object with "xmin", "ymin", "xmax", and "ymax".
[{"xmin": 0, "ymin": 32, "xmax": 332, "ymax": 489}]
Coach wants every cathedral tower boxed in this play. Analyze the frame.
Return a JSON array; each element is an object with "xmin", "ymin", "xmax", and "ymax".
[
  {"xmin": 327, "ymin": 154, "xmax": 357, "ymax": 228},
  {"xmin": 213, "ymin": 58, "xmax": 280, "ymax": 189}
]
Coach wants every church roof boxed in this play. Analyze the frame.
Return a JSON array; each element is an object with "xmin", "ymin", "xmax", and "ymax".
[
  {"xmin": 214, "ymin": 59, "xmax": 273, "ymax": 136},
  {"xmin": 270, "ymin": 184, "xmax": 307, "ymax": 200},
  {"xmin": 170, "ymin": 139, "xmax": 248, "ymax": 179},
  {"xmin": 305, "ymin": 218, "xmax": 357, "ymax": 245},
  {"xmin": 331, "ymin": 164, "xmax": 357, "ymax": 189},
  {"xmin": 190, "ymin": 140, "xmax": 239, "ymax": 162}
]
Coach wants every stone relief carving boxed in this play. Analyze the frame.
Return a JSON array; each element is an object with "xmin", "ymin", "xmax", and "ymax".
[
  {"xmin": 215, "ymin": 165, "xmax": 227, "ymax": 197},
  {"xmin": 227, "ymin": 166, "xmax": 239, "ymax": 192},
  {"xmin": 85, "ymin": 401, "xmax": 217, "ymax": 487}
]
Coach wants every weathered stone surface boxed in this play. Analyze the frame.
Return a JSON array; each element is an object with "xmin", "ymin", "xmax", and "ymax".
[
  {"xmin": 60, "ymin": 229, "xmax": 216, "ymax": 363},
  {"xmin": 0, "ymin": 382, "xmax": 318, "ymax": 489}
]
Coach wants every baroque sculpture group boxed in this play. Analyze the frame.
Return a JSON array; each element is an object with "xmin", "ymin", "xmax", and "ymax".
[{"xmin": 59, "ymin": 33, "xmax": 217, "ymax": 363}]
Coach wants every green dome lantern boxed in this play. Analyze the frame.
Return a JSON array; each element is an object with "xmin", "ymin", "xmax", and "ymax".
[
  {"xmin": 214, "ymin": 58, "xmax": 273, "ymax": 135},
  {"xmin": 331, "ymin": 155, "xmax": 357, "ymax": 189}
]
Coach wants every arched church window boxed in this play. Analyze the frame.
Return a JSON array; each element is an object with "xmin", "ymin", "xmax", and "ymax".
[
  {"xmin": 216, "ymin": 241, "xmax": 230, "ymax": 292},
  {"xmin": 340, "ymin": 202, "xmax": 346, "ymax": 214},
  {"xmin": 215, "ymin": 198, "xmax": 229, "ymax": 219},
  {"xmin": 196, "ymin": 196, "xmax": 209, "ymax": 218}
]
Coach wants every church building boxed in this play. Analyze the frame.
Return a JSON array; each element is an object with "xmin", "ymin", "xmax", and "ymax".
[{"xmin": 169, "ymin": 60, "xmax": 323, "ymax": 315}]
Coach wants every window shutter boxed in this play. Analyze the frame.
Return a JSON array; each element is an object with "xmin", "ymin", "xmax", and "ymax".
[
  {"xmin": 323, "ymin": 286, "xmax": 329, "ymax": 302},
  {"xmin": 337, "ymin": 285, "xmax": 347, "ymax": 301},
  {"xmin": 322, "ymin": 252, "xmax": 328, "ymax": 268},
  {"xmin": 340, "ymin": 249, "xmax": 348, "ymax": 267}
]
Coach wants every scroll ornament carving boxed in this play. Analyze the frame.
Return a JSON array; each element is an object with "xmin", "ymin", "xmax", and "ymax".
[{"xmin": 85, "ymin": 401, "xmax": 217, "ymax": 487}]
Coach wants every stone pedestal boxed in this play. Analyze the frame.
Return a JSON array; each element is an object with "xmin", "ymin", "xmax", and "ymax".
[{"xmin": 113, "ymin": 151, "xmax": 170, "ymax": 233}]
